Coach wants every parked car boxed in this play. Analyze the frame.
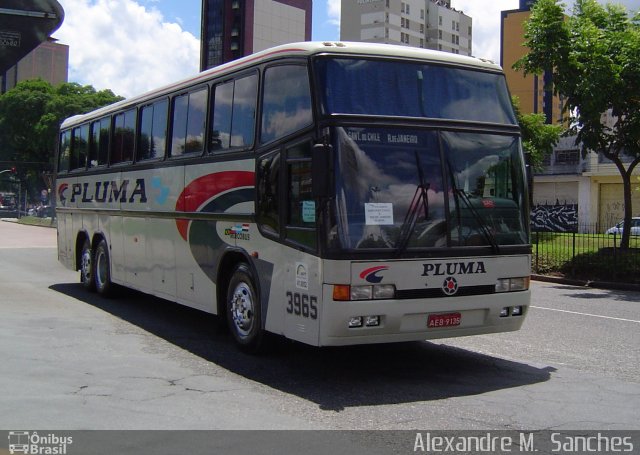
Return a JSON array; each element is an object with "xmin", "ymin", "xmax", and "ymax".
[{"xmin": 605, "ymin": 217, "xmax": 640, "ymax": 235}]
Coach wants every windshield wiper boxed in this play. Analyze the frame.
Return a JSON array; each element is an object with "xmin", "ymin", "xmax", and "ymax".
[
  {"xmin": 448, "ymin": 166, "xmax": 500, "ymax": 253},
  {"xmin": 395, "ymin": 150, "xmax": 429, "ymax": 254}
]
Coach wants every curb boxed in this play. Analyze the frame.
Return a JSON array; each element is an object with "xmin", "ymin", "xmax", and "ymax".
[
  {"xmin": 532, "ymin": 274, "xmax": 640, "ymax": 292},
  {"xmin": 1, "ymin": 218, "xmax": 56, "ymax": 228}
]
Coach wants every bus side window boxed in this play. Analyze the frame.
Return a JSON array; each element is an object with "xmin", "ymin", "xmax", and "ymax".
[
  {"xmin": 260, "ymin": 65, "xmax": 312, "ymax": 144},
  {"xmin": 71, "ymin": 124, "xmax": 89, "ymax": 171},
  {"xmin": 285, "ymin": 141, "xmax": 316, "ymax": 249},
  {"xmin": 211, "ymin": 81, "xmax": 233, "ymax": 150},
  {"xmin": 210, "ymin": 73, "xmax": 257, "ymax": 152},
  {"xmin": 138, "ymin": 99, "xmax": 168, "ymax": 161},
  {"xmin": 89, "ymin": 117, "xmax": 110, "ymax": 167},
  {"xmin": 58, "ymin": 130, "xmax": 71, "ymax": 173},
  {"xmin": 171, "ymin": 88, "xmax": 207, "ymax": 157},
  {"xmin": 112, "ymin": 108, "xmax": 136, "ymax": 164},
  {"xmin": 257, "ymin": 150, "xmax": 281, "ymax": 237}
]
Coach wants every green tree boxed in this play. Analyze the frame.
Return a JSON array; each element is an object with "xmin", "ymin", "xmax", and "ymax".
[
  {"xmin": 0, "ymin": 79, "xmax": 123, "ymax": 198},
  {"xmin": 512, "ymin": 96, "xmax": 563, "ymax": 171},
  {"xmin": 515, "ymin": 0, "xmax": 640, "ymax": 248}
]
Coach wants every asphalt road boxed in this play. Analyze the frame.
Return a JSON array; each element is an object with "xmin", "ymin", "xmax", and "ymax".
[{"xmin": 0, "ymin": 220, "xmax": 638, "ymax": 433}]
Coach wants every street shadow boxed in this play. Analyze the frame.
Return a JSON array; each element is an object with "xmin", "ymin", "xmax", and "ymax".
[{"xmin": 51, "ymin": 282, "xmax": 554, "ymax": 411}]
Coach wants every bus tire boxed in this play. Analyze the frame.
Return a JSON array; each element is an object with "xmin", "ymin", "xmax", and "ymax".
[
  {"xmin": 80, "ymin": 239, "xmax": 96, "ymax": 292},
  {"xmin": 94, "ymin": 239, "xmax": 113, "ymax": 296},
  {"xmin": 226, "ymin": 263, "xmax": 264, "ymax": 353}
]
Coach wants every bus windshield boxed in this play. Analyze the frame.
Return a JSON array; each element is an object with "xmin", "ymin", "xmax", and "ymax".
[
  {"xmin": 328, "ymin": 127, "xmax": 529, "ymax": 251},
  {"xmin": 315, "ymin": 57, "xmax": 517, "ymax": 124}
]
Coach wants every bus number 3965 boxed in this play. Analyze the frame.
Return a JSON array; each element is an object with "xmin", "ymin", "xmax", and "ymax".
[{"xmin": 286, "ymin": 292, "xmax": 318, "ymax": 319}]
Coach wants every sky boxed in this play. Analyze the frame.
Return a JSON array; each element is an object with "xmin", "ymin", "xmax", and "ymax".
[{"xmin": 54, "ymin": 0, "xmax": 640, "ymax": 98}]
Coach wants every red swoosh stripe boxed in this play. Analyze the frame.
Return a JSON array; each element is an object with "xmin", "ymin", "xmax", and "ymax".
[{"xmin": 175, "ymin": 171, "xmax": 255, "ymax": 241}]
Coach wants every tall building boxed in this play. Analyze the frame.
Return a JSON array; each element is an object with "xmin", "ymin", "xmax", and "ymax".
[
  {"xmin": 501, "ymin": 0, "xmax": 563, "ymax": 124},
  {"xmin": 340, "ymin": 0, "xmax": 472, "ymax": 56},
  {"xmin": 1, "ymin": 37, "xmax": 68, "ymax": 93},
  {"xmin": 200, "ymin": 0, "xmax": 312, "ymax": 71}
]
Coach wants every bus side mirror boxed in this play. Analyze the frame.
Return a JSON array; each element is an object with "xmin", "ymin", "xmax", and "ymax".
[{"xmin": 312, "ymin": 143, "xmax": 332, "ymax": 198}]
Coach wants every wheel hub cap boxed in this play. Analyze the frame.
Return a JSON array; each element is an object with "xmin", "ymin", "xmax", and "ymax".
[{"xmin": 231, "ymin": 283, "xmax": 254, "ymax": 337}]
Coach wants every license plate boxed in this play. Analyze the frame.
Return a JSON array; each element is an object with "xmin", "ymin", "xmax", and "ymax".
[{"xmin": 427, "ymin": 312, "xmax": 461, "ymax": 328}]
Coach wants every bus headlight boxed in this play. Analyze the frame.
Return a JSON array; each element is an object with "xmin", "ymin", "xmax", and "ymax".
[
  {"xmin": 373, "ymin": 284, "xmax": 395, "ymax": 299},
  {"xmin": 333, "ymin": 284, "xmax": 396, "ymax": 301},
  {"xmin": 351, "ymin": 285, "xmax": 373, "ymax": 300},
  {"xmin": 495, "ymin": 276, "xmax": 530, "ymax": 293}
]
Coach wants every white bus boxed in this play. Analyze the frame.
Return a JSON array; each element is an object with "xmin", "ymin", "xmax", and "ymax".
[{"xmin": 56, "ymin": 42, "xmax": 531, "ymax": 352}]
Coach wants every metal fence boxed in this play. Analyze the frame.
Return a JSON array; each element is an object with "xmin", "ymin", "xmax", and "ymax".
[{"xmin": 531, "ymin": 225, "xmax": 640, "ymax": 283}]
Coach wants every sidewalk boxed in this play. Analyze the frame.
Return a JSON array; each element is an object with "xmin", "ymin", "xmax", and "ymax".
[
  {"xmin": 0, "ymin": 218, "xmax": 57, "ymax": 249},
  {"xmin": 532, "ymin": 273, "xmax": 640, "ymax": 292}
]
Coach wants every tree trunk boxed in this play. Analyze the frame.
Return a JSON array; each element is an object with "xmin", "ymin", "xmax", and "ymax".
[{"xmin": 615, "ymin": 156, "xmax": 640, "ymax": 250}]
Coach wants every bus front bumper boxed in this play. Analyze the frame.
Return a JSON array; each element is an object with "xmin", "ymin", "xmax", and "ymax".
[{"xmin": 318, "ymin": 288, "xmax": 530, "ymax": 346}]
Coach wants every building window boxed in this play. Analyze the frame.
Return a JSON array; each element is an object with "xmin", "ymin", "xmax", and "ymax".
[
  {"xmin": 555, "ymin": 150, "xmax": 580, "ymax": 165},
  {"xmin": 406, "ymin": 4, "xmax": 410, "ymax": 14},
  {"xmin": 420, "ymin": 9, "xmax": 424, "ymax": 19},
  {"xmin": 420, "ymin": 24, "xmax": 424, "ymax": 33},
  {"xmin": 401, "ymin": 2, "xmax": 405, "ymax": 13},
  {"xmin": 420, "ymin": 38, "xmax": 424, "ymax": 48},
  {"xmin": 438, "ymin": 30, "xmax": 442, "ymax": 39},
  {"xmin": 439, "ymin": 16, "xmax": 442, "ymax": 26}
]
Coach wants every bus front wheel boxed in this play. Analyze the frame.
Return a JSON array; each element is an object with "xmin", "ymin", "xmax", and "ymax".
[
  {"xmin": 94, "ymin": 239, "xmax": 112, "ymax": 296},
  {"xmin": 226, "ymin": 263, "xmax": 264, "ymax": 353}
]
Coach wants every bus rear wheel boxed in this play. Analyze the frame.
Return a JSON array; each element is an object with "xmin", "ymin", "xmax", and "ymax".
[
  {"xmin": 226, "ymin": 263, "xmax": 264, "ymax": 353},
  {"xmin": 80, "ymin": 239, "xmax": 96, "ymax": 292},
  {"xmin": 94, "ymin": 239, "xmax": 112, "ymax": 296}
]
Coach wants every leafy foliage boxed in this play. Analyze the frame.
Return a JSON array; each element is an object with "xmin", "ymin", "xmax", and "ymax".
[
  {"xmin": 515, "ymin": 0, "xmax": 640, "ymax": 248},
  {"xmin": 512, "ymin": 96, "xmax": 563, "ymax": 170},
  {"xmin": 0, "ymin": 80, "xmax": 123, "ymax": 196}
]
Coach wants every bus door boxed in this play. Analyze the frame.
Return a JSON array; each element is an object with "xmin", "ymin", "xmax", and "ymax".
[{"xmin": 257, "ymin": 138, "xmax": 322, "ymax": 345}]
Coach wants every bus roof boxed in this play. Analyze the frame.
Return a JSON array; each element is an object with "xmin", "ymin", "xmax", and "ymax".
[{"xmin": 60, "ymin": 41, "xmax": 503, "ymax": 130}]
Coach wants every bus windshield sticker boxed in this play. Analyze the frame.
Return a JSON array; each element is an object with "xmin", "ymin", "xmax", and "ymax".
[
  {"xmin": 365, "ymin": 203, "xmax": 394, "ymax": 225},
  {"xmin": 302, "ymin": 200, "xmax": 315, "ymax": 223}
]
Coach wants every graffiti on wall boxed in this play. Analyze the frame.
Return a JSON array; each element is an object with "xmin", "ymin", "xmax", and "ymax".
[{"xmin": 531, "ymin": 203, "xmax": 578, "ymax": 232}]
